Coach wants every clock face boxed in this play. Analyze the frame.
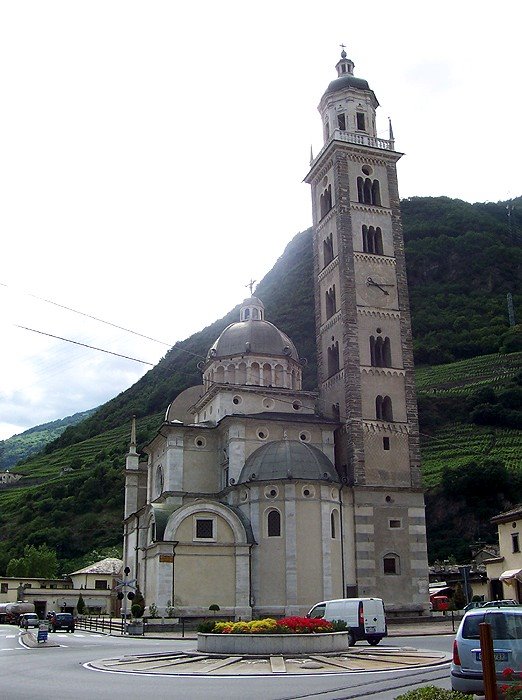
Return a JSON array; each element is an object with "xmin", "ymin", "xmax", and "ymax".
[{"xmin": 356, "ymin": 267, "xmax": 398, "ymax": 308}]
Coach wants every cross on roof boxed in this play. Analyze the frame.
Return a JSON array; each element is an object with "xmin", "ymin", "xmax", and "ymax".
[{"xmin": 245, "ymin": 279, "xmax": 256, "ymax": 295}]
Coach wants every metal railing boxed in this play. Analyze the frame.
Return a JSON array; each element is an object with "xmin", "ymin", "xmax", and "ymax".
[{"xmin": 76, "ymin": 616, "xmax": 125, "ymax": 634}]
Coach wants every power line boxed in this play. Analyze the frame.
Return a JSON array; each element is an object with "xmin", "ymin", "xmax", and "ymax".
[
  {"xmin": 15, "ymin": 325, "xmax": 155, "ymax": 366},
  {"xmin": 2, "ymin": 281, "xmax": 208, "ymax": 363}
]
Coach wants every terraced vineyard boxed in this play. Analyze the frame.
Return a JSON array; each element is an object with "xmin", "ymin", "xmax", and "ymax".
[
  {"xmin": 10, "ymin": 412, "xmax": 164, "ymax": 482},
  {"xmin": 415, "ymin": 352, "xmax": 521, "ymax": 396},
  {"xmin": 421, "ymin": 424, "xmax": 521, "ymax": 487}
]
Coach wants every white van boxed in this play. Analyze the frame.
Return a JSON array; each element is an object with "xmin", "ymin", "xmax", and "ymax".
[{"xmin": 307, "ymin": 597, "xmax": 387, "ymax": 646}]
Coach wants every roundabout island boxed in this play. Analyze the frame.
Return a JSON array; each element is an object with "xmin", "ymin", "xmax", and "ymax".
[{"xmin": 86, "ymin": 644, "xmax": 450, "ymax": 677}]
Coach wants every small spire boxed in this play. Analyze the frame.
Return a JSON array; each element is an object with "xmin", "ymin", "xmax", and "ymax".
[
  {"xmin": 129, "ymin": 415, "xmax": 137, "ymax": 455},
  {"xmin": 388, "ymin": 117, "xmax": 395, "ymax": 145},
  {"xmin": 309, "ymin": 145, "xmax": 314, "ymax": 165}
]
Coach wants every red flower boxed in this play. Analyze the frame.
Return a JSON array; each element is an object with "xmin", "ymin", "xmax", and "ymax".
[{"xmin": 503, "ymin": 668, "xmax": 515, "ymax": 678}]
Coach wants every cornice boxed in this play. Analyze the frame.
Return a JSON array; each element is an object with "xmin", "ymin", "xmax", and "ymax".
[
  {"xmin": 357, "ymin": 308, "xmax": 401, "ymax": 320},
  {"xmin": 360, "ymin": 367, "xmax": 406, "ymax": 378},
  {"xmin": 350, "ymin": 203, "xmax": 392, "ymax": 216},
  {"xmin": 319, "ymin": 310, "xmax": 342, "ymax": 334},
  {"xmin": 316, "ymin": 206, "xmax": 337, "ymax": 231},
  {"xmin": 354, "ymin": 252, "xmax": 396, "ymax": 267},
  {"xmin": 362, "ymin": 420, "xmax": 410, "ymax": 434},
  {"xmin": 318, "ymin": 257, "xmax": 339, "ymax": 282},
  {"xmin": 321, "ymin": 368, "xmax": 344, "ymax": 390}
]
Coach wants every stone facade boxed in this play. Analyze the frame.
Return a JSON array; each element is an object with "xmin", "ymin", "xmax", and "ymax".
[{"xmin": 304, "ymin": 50, "xmax": 429, "ymax": 612}]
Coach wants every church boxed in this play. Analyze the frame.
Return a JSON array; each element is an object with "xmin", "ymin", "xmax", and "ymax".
[{"xmin": 123, "ymin": 50, "xmax": 429, "ymax": 618}]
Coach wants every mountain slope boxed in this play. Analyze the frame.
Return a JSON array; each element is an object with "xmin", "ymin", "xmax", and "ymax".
[
  {"xmin": 0, "ymin": 196, "xmax": 520, "ymax": 573},
  {"xmin": 0, "ymin": 410, "xmax": 95, "ymax": 471}
]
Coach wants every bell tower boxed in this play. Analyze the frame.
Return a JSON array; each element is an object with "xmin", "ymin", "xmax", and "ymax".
[{"xmin": 305, "ymin": 50, "xmax": 429, "ymax": 613}]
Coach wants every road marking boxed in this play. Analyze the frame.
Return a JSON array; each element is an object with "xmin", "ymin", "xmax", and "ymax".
[{"xmin": 6, "ymin": 635, "xmax": 15, "ymax": 639}]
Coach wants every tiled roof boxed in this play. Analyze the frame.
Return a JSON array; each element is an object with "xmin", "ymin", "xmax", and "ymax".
[
  {"xmin": 491, "ymin": 505, "xmax": 522, "ymax": 524},
  {"xmin": 69, "ymin": 558, "xmax": 123, "ymax": 576}
]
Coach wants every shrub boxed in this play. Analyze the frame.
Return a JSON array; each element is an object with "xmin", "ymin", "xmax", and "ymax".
[
  {"xmin": 197, "ymin": 620, "xmax": 218, "ymax": 633},
  {"xmin": 395, "ymin": 686, "xmax": 472, "ymax": 699},
  {"xmin": 131, "ymin": 603, "xmax": 143, "ymax": 619},
  {"xmin": 148, "ymin": 603, "xmax": 158, "ymax": 618}
]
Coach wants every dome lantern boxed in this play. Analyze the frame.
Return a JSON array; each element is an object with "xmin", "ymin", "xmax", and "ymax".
[{"xmin": 240, "ymin": 296, "xmax": 265, "ymax": 322}]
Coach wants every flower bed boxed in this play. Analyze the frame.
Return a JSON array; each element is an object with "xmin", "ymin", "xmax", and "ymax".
[{"xmin": 197, "ymin": 616, "xmax": 350, "ymax": 655}]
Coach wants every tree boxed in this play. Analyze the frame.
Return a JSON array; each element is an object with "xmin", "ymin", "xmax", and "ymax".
[
  {"xmin": 6, "ymin": 544, "xmax": 58, "ymax": 578},
  {"xmin": 76, "ymin": 592, "xmax": 86, "ymax": 615}
]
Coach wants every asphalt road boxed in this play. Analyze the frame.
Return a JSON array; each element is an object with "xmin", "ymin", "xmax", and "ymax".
[{"xmin": 0, "ymin": 624, "xmax": 455, "ymax": 700}]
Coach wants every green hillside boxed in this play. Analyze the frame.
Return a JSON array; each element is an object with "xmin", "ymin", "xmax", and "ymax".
[
  {"xmin": 0, "ymin": 410, "xmax": 96, "ymax": 472},
  {"xmin": 0, "ymin": 196, "xmax": 520, "ymax": 573}
]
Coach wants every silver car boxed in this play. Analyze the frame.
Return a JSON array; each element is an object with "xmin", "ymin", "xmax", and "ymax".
[
  {"xmin": 451, "ymin": 606, "xmax": 522, "ymax": 695},
  {"xmin": 19, "ymin": 613, "xmax": 40, "ymax": 629}
]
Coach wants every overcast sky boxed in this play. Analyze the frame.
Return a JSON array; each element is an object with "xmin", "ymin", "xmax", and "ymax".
[{"xmin": 1, "ymin": 0, "xmax": 520, "ymax": 442}]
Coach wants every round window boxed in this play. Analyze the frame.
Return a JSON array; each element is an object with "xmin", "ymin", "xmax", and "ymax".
[
  {"xmin": 362, "ymin": 165, "xmax": 373, "ymax": 176},
  {"xmin": 299, "ymin": 431, "xmax": 311, "ymax": 443},
  {"xmin": 292, "ymin": 401, "xmax": 302, "ymax": 411},
  {"xmin": 232, "ymin": 395, "xmax": 242, "ymax": 406},
  {"xmin": 302, "ymin": 485, "xmax": 315, "ymax": 498},
  {"xmin": 194, "ymin": 436, "xmax": 206, "ymax": 448},
  {"xmin": 240, "ymin": 490, "xmax": 248, "ymax": 502},
  {"xmin": 264, "ymin": 486, "xmax": 279, "ymax": 499},
  {"xmin": 257, "ymin": 428, "xmax": 269, "ymax": 440},
  {"xmin": 263, "ymin": 397, "xmax": 275, "ymax": 410}
]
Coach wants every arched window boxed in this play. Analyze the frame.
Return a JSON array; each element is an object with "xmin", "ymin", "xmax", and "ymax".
[
  {"xmin": 267, "ymin": 509, "xmax": 281, "ymax": 537},
  {"xmin": 372, "ymin": 179, "xmax": 381, "ymax": 206},
  {"xmin": 325, "ymin": 285, "xmax": 336, "ymax": 320},
  {"xmin": 252, "ymin": 308, "xmax": 259, "ymax": 319},
  {"xmin": 263, "ymin": 362, "xmax": 272, "ymax": 386},
  {"xmin": 244, "ymin": 308, "xmax": 250, "ymax": 319},
  {"xmin": 250, "ymin": 362, "xmax": 260, "ymax": 385},
  {"xmin": 237, "ymin": 362, "xmax": 247, "ymax": 384},
  {"xmin": 155, "ymin": 466, "xmax": 163, "ymax": 496},
  {"xmin": 323, "ymin": 233, "xmax": 334, "ymax": 267},
  {"xmin": 274, "ymin": 364, "xmax": 284, "ymax": 387},
  {"xmin": 215, "ymin": 365, "xmax": 225, "ymax": 385},
  {"xmin": 363, "ymin": 178, "xmax": 373, "ymax": 204},
  {"xmin": 226, "ymin": 364, "xmax": 236, "ymax": 385},
  {"xmin": 320, "ymin": 184, "xmax": 332, "ymax": 219},
  {"xmin": 370, "ymin": 336, "xmax": 392, "ymax": 367},
  {"xmin": 359, "ymin": 179, "xmax": 381, "ymax": 206},
  {"xmin": 357, "ymin": 177, "xmax": 364, "ymax": 203},
  {"xmin": 331, "ymin": 509, "xmax": 339, "ymax": 539},
  {"xmin": 375, "ymin": 227, "xmax": 383, "ymax": 254},
  {"xmin": 383, "ymin": 553, "xmax": 400, "ymax": 575},
  {"xmin": 327, "ymin": 341, "xmax": 340, "ymax": 377},
  {"xmin": 149, "ymin": 519, "xmax": 156, "ymax": 543},
  {"xmin": 376, "ymin": 395, "xmax": 393, "ymax": 421}
]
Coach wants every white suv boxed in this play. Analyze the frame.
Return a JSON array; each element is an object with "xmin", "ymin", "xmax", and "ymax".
[
  {"xmin": 19, "ymin": 613, "xmax": 40, "ymax": 629},
  {"xmin": 451, "ymin": 606, "xmax": 522, "ymax": 695}
]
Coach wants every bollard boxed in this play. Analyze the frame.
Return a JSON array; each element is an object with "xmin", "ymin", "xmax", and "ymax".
[{"xmin": 479, "ymin": 622, "xmax": 498, "ymax": 700}]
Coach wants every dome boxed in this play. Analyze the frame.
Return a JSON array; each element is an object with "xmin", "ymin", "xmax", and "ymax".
[
  {"xmin": 237, "ymin": 440, "xmax": 339, "ymax": 484},
  {"xmin": 207, "ymin": 320, "xmax": 299, "ymax": 362},
  {"xmin": 323, "ymin": 75, "xmax": 371, "ymax": 96}
]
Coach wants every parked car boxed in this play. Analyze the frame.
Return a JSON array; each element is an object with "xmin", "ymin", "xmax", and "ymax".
[
  {"xmin": 49, "ymin": 612, "xmax": 75, "ymax": 632},
  {"xmin": 307, "ymin": 597, "xmax": 387, "ymax": 646},
  {"xmin": 463, "ymin": 601, "xmax": 483, "ymax": 612},
  {"xmin": 19, "ymin": 613, "xmax": 40, "ymax": 629},
  {"xmin": 481, "ymin": 600, "xmax": 520, "ymax": 608},
  {"xmin": 451, "ymin": 605, "xmax": 522, "ymax": 695}
]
